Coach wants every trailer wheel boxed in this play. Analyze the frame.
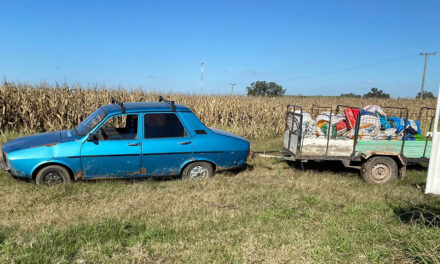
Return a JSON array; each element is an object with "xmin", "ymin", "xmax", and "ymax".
[{"xmin": 361, "ymin": 156, "xmax": 397, "ymax": 184}]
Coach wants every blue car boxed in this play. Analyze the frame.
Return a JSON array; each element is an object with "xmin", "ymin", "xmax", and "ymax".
[{"xmin": 1, "ymin": 97, "xmax": 250, "ymax": 185}]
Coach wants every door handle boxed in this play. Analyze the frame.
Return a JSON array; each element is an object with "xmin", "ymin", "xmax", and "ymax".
[
  {"xmin": 128, "ymin": 142, "xmax": 140, "ymax": 146},
  {"xmin": 178, "ymin": 141, "xmax": 192, "ymax": 145}
]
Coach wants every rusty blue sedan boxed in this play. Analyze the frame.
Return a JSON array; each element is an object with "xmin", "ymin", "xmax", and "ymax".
[{"xmin": 1, "ymin": 97, "xmax": 250, "ymax": 185}]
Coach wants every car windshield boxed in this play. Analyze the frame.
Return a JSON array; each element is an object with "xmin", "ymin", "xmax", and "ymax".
[{"xmin": 75, "ymin": 108, "xmax": 107, "ymax": 136}]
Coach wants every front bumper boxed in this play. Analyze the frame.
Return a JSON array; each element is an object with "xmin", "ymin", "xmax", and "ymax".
[{"xmin": 1, "ymin": 152, "xmax": 10, "ymax": 172}]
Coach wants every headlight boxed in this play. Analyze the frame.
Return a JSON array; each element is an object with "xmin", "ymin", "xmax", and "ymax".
[{"xmin": 3, "ymin": 152, "xmax": 11, "ymax": 170}]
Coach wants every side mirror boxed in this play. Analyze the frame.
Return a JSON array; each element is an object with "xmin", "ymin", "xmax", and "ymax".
[{"xmin": 86, "ymin": 133, "xmax": 96, "ymax": 142}]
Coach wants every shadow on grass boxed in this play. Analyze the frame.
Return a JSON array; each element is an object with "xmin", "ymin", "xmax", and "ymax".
[
  {"xmin": 406, "ymin": 162, "xmax": 428, "ymax": 171},
  {"xmin": 216, "ymin": 163, "xmax": 254, "ymax": 177},
  {"xmin": 287, "ymin": 160, "xmax": 359, "ymax": 175},
  {"xmin": 83, "ymin": 164, "xmax": 253, "ymax": 183},
  {"xmin": 393, "ymin": 204, "xmax": 440, "ymax": 228}
]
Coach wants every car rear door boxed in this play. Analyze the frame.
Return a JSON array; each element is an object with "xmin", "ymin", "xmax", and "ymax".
[{"xmin": 141, "ymin": 112, "xmax": 193, "ymax": 176}]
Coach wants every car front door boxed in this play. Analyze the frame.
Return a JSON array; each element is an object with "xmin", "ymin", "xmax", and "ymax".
[
  {"xmin": 80, "ymin": 113, "xmax": 143, "ymax": 178},
  {"xmin": 142, "ymin": 112, "xmax": 193, "ymax": 176}
]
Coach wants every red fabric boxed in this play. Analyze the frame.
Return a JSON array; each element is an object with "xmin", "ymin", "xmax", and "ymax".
[
  {"xmin": 336, "ymin": 120, "xmax": 346, "ymax": 131},
  {"xmin": 344, "ymin": 108, "xmax": 359, "ymax": 129}
]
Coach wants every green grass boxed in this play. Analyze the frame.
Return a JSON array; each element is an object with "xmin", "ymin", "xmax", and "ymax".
[{"xmin": 1, "ymin": 133, "xmax": 440, "ymax": 263}]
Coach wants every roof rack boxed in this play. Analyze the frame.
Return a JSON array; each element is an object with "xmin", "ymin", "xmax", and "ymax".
[
  {"xmin": 111, "ymin": 97, "xmax": 125, "ymax": 113},
  {"xmin": 158, "ymin": 96, "xmax": 176, "ymax": 112}
]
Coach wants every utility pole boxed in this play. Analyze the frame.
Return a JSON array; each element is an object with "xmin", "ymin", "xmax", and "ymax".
[
  {"xmin": 201, "ymin": 61, "xmax": 204, "ymax": 94},
  {"xmin": 229, "ymin": 83, "xmax": 237, "ymax": 94},
  {"xmin": 419, "ymin": 52, "xmax": 436, "ymax": 99}
]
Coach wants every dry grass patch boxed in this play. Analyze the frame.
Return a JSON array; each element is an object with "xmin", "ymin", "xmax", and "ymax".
[{"xmin": 0, "ymin": 136, "xmax": 439, "ymax": 263}]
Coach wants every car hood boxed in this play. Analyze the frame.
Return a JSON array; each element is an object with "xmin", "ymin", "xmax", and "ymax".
[
  {"xmin": 2, "ymin": 130, "xmax": 76, "ymax": 153},
  {"xmin": 209, "ymin": 127, "xmax": 247, "ymax": 141}
]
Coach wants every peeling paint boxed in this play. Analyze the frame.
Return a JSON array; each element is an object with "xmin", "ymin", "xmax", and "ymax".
[
  {"xmin": 363, "ymin": 152, "xmax": 405, "ymax": 166},
  {"xmin": 126, "ymin": 167, "xmax": 147, "ymax": 175},
  {"xmin": 74, "ymin": 170, "xmax": 83, "ymax": 181}
]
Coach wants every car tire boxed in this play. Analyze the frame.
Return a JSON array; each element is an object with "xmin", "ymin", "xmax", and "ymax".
[
  {"xmin": 35, "ymin": 165, "xmax": 72, "ymax": 185},
  {"xmin": 361, "ymin": 156, "xmax": 397, "ymax": 184},
  {"xmin": 182, "ymin": 162, "xmax": 214, "ymax": 180}
]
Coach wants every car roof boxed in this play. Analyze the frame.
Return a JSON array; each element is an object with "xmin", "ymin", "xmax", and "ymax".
[{"xmin": 102, "ymin": 102, "xmax": 192, "ymax": 115}]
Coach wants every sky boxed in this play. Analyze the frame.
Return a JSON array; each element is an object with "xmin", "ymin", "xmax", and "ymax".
[{"xmin": 0, "ymin": 0, "xmax": 439, "ymax": 97}]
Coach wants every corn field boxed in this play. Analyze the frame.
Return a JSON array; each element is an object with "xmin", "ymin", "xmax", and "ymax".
[{"xmin": 0, "ymin": 82, "xmax": 436, "ymax": 138}]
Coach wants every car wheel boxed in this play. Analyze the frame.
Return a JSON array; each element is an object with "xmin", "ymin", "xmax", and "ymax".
[
  {"xmin": 361, "ymin": 156, "xmax": 397, "ymax": 184},
  {"xmin": 35, "ymin": 165, "xmax": 72, "ymax": 185},
  {"xmin": 182, "ymin": 162, "xmax": 213, "ymax": 180}
]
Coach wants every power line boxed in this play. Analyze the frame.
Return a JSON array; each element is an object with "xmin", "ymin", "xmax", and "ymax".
[
  {"xmin": 419, "ymin": 52, "xmax": 436, "ymax": 99},
  {"xmin": 278, "ymin": 54, "xmax": 418, "ymax": 82}
]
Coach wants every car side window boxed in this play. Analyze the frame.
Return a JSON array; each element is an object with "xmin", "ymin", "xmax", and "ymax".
[
  {"xmin": 144, "ymin": 113, "xmax": 187, "ymax": 139},
  {"xmin": 99, "ymin": 114, "xmax": 138, "ymax": 140}
]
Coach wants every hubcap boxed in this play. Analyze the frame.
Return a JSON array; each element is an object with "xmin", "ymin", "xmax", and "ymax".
[
  {"xmin": 42, "ymin": 170, "xmax": 63, "ymax": 185},
  {"xmin": 371, "ymin": 164, "xmax": 391, "ymax": 182},
  {"xmin": 189, "ymin": 166, "xmax": 208, "ymax": 179}
]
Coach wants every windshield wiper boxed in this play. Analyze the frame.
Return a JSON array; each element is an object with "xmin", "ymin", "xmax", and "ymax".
[{"xmin": 73, "ymin": 127, "xmax": 80, "ymax": 136}]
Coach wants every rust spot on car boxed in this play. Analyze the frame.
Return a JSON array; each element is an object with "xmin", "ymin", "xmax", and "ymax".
[
  {"xmin": 216, "ymin": 165, "xmax": 228, "ymax": 171},
  {"xmin": 74, "ymin": 170, "xmax": 83, "ymax": 181},
  {"xmin": 29, "ymin": 142, "xmax": 59, "ymax": 149},
  {"xmin": 126, "ymin": 167, "xmax": 147, "ymax": 175}
]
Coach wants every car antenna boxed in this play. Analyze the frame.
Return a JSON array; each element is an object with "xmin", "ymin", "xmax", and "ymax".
[
  {"xmin": 111, "ymin": 97, "xmax": 125, "ymax": 113},
  {"xmin": 158, "ymin": 96, "xmax": 176, "ymax": 112}
]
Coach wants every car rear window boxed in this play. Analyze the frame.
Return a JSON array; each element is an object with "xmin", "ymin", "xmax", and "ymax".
[{"xmin": 144, "ymin": 113, "xmax": 187, "ymax": 139}]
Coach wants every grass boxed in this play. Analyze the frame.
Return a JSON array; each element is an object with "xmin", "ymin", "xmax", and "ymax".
[{"xmin": 1, "ymin": 133, "xmax": 440, "ymax": 263}]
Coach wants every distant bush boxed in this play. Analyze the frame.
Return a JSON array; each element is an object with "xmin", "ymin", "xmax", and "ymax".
[
  {"xmin": 247, "ymin": 81, "xmax": 285, "ymax": 97},
  {"xmin": 340, "ymin": 93, "xmax": 361, "ymax": 98},
  {"xmin": 416, "ymin": 91, "xmax": 436, "ymax": 99},
  {"xmin": 363, "ymin": 88, "xmax": 390, "ymax": 99}
]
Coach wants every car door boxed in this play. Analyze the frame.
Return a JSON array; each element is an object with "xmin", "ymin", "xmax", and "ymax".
[
  {"xmin": 142, "ymin": 112, "xmax": 193, "ymax": 176},
  {"xmin": 81, "ymin": 113, "xmax": 143, "ymax": 178}
]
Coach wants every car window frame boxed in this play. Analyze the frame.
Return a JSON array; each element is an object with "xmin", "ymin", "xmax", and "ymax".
[
  {"xmin": 92, "ymin": 113, "xmax": 140, "ymax": 141},
  {"xmin": 143, "ymin": 112, "xmax": 189, "ymax": 140},
  {"xmin": 75, "ymin": 107, "xmax": 107, "ymax": 137}
]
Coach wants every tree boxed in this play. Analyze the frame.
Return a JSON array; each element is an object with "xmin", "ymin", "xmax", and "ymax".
[
  {"xmin": 247, "ymin": 81, "xmax": 285, "ymax": 97},
  {"xmin": 416, "ymin": 91, "xmax": 436, "ymax": 99},
  {"xmin": 363, "ymin": 87, "xmax": 390, "ymax": 99},
  {"xmin": 340, "ymin": 93, "xmax": 361, "ymax": 98}
]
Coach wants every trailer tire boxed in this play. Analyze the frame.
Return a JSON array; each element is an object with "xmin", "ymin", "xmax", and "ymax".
[{"xmin": 361, "ymin": 156, "xmax": 397, "ymax": 184}]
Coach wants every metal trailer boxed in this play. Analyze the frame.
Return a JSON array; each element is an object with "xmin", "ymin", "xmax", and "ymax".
[{"xmin": 258, "ymin": 104, "xmax": 436, "ymax": 184}]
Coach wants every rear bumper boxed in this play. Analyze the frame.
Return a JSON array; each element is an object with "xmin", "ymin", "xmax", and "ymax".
[{"xmin": 216, "ymin": 160, "xmax": 247, "ymax": 172}]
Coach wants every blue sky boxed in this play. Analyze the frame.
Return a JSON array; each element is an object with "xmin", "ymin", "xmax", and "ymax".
[{"xmin": 0, "ymin": 0, "xmax": 439, "ymax": 97}]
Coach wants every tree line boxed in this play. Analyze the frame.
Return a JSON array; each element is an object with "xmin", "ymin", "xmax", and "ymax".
[{"xmin": 246, "ymin": 81, "xmax": 436, "ymax": 99}]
